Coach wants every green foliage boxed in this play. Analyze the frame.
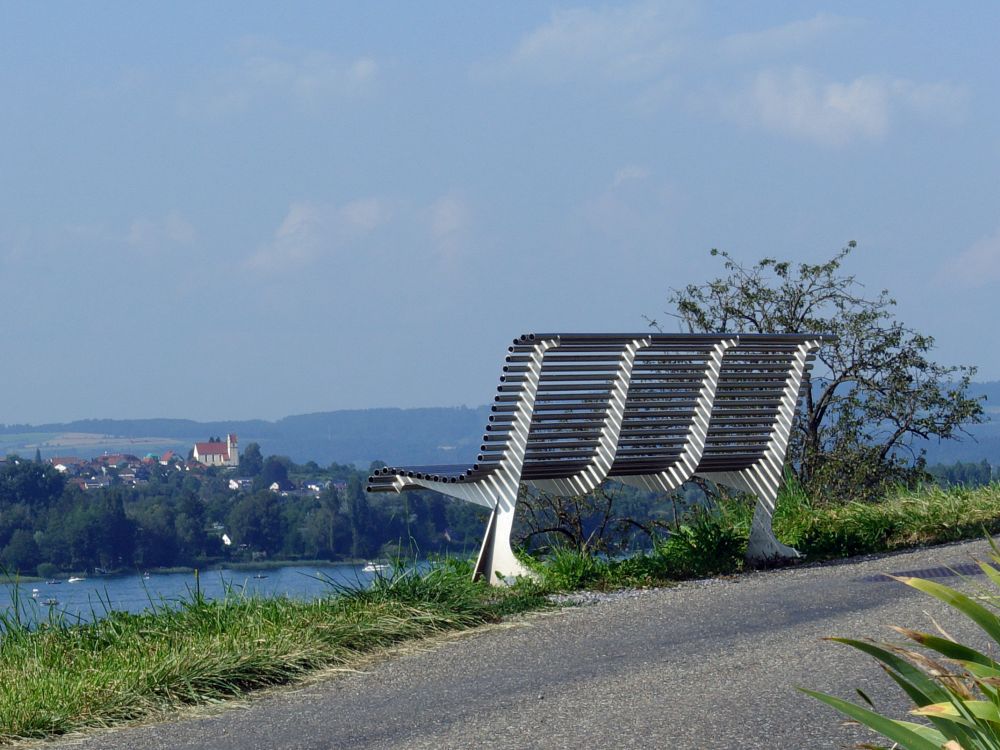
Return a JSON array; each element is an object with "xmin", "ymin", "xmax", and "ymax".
[
  {"xmin": 770, "ymin": 483, "xmax": 1000, "ymax": 560},
  {"xmin": 658, "ymin": 243, "xmax": 985, "ymax": 502},
  {"xmin": 805, "ymin": 538, "xmax": 1000, "ymax": 749},
  {"xmin": 930, "ymin": 459, "xmax": 995, "ymax": 488},
  {"xmin": 535, "ymin": 483, "xmax": 1000, "ymax": 592},
  {"xmin": 239, "ymin": 442, "xmax": 264, "ymax": 477},
  {"xmin": 651, "ymin": 504, "xmax": 747, "ymax": 578},
  {"xmin": 0, "ymin": 453, "xmax": 491, "ymax": 573},
  {"xmin": 539, "ymin": 547, "xmax": 608, "ymax": 591},
  {"xmin": 0, "ymin": 560, "xmax": 547, "ymax": 743}
]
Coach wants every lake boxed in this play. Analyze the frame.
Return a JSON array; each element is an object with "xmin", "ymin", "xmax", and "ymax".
[{"xmin": 0, "ymin": 562, "xmax": 406, "ymax": 626}]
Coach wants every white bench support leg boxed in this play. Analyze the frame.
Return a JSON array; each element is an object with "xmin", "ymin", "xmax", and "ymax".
[
  {"xmin": 697, "ymin": 469, "xmax": 799, "ymax": 565},
  {"xmin": 697, "ymin": 339, "xmax": 818, "ymax": 566},
  {"xmin": 473, "ymin": 491, "xmax": 533, "ymax": 583}
]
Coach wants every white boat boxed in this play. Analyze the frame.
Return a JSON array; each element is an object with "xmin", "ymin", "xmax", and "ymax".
[
  {"xmin": 68, "ymin": 576, "xmax": 85, "ymax": 583},
  {"xmin": 362, "ymin": 562, "xmax": 390, "ymax": 574}
]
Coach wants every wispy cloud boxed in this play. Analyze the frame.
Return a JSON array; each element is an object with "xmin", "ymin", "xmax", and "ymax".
[
  {"xmin": 246, "ymin": 198, "xmax": 388, "ymax": 272},
  {"xmin": 127, "ymin": 211, "xmax": 197, "ymax": 252},
  {"xmin": 486, "ymin": 1, "xmax": 693, "ymax": 84},
  {"xmin": 248, "ymin": 193, "xmax": 471, "ymax": 273},
  {"xmin": 489, "ymin": 3, "xmax": 966, "ymax": 147},
  {"xmin": 718, "ymin": 13, "xmax": 857, "ymax": 59},
  {"xmin": 721, "ymin": 68, "xmax": 967, "ymax": 146},
  {"xmin": 947, "ymin": 227, "xmax": 1000, "ymax": 288},
  {"xmin": 425, "ymin": 194, "xmax": 472, "ymax": 260},
  {"xmin": 180, "ymin": 40, "xmax": 377, "ymax": 118},
  {"xmin": 612, "ymin": 164, "xmax": 651, "ymax": 187},
  {"xmin": 581, "ymin": 165, "xmax": 677, "ymax": 238}
]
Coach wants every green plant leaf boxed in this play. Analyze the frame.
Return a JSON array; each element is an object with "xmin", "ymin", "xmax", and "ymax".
[
  {"xmin": 913, "ymin": 699, "xmax": 1000, "ymax": 724},
  {"xmin": 799, "ymin": 689, "xmax": 945, "ymax": 750},
  {"xmin": 894, "ymin": 627, "xmax": 999, "ymax": 668},
  {"xmin": 894, "ymin": 576, "xmax": 1000, "ymax": 648},
  {"xmin": 828, "ymin": 638, "xmax": 949, "ymax": 705},
  {"xmin": 978, "ymin": 559, "xmax": 1000, "ymax": 594}
]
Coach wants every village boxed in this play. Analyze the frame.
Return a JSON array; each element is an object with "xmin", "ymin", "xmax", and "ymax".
[{"xmin": 20, "ymin": 433, "xmax": 345, "ymax": 498}]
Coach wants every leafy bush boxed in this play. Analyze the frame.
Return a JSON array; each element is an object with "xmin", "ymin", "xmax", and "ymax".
[
  {"xmin": 804, "ymin": 538, "xmax": 1000, "ymax": 749},
  {"xmin": 651, "ymin": 504, "xmax": 747, "ymax": 578}
]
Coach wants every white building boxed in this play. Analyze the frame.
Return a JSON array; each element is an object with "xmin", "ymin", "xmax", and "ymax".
[{"xmin": 193, "ymin": 433, "xmax": 239, "ymax": 468}]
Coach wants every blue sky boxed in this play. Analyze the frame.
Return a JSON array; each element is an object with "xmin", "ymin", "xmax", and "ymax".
[{"xmin": 2, "ymin": 2, "xmax": 999, "ymax": 424}]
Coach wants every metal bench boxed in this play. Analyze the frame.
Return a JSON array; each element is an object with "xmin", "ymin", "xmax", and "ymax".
[{"xmin": 367, "ymin": 333, "xmax": 825, "ymax": 583}]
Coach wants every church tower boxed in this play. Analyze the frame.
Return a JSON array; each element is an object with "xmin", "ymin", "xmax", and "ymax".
[{"xmin": 226, "ymin": 433, "xmax": 239, "ymax": 467}]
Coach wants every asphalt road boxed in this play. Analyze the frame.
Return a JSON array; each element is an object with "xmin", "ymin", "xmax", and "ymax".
[{"xmin": 34, "ymin": 538, "xmax": 1000, "ymax": 750}]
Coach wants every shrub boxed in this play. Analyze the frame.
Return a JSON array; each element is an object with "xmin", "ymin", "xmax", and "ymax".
[
  {"xmin": 804, "ymin": 538, "xmax": 1000, "ymax": 749},
  {"xmin": 652, "ymin": 504, "xmax": 747, "ymax": 579}
]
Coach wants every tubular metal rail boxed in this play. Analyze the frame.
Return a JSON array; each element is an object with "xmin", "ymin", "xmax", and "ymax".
[{"xmin": 367, "ymin": 332, "xmax": 827, "ymax": 583}]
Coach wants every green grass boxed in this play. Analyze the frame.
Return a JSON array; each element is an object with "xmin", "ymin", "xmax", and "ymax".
[
  {"xmin": 0, "ymin": 560, "xmax": 547, "ymax": 743},
  {"xmin": 3, "ymin": 482, "xmax": 1000, "ymax": 743},
  {"xmin": 535, "ymin": 482, "xmax": 1000, "ymax": 591},
  {"xmin": 772, "ymin": 480, "xmax": 1000, "ymax": 559}
]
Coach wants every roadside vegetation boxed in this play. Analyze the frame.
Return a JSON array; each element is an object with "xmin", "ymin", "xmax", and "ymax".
[
  {"xmin": 2, "ymin": 480, "xmax": 1000, "ymax": 743},
  {"xmin": 804, "ymin": 537, "xmax": 1000, "ymax": 749},
  {"xmin": 0, "ymin": 560, "xmax": 548, "ymax": 744}
]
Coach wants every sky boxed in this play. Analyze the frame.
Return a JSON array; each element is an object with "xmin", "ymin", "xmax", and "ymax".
[{"xmin": 2, "ymin": 2, "xmax": 999, "ymax": 424}]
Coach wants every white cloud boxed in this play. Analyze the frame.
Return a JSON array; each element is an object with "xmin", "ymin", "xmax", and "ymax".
[
  {"xmin": 948, "ymin": 227, "xmax": 1000, "ymax": 288},
  {"xmin": 248, "ymin": 192, "xmax": 480, "ymax": 274},
  {"xmin": 493, "ymin": 1, "xmax": 694, "ymax": 84},
  {"xmin": 247, "ymin": 198, "xmax": 389, "ymax": 272},
  {"xmin": 340, "ymin": 197, "xmax": 387, "ymax": 234},
  {"xmin": 581, "ymin": 166, "xmax": 676, "ymax": 237},
  {"xmin": 723, "ymin": 68, "xmax": 967, "ymax": 146},
  {"xmin": 428, "ymin": 195, "xmax": 469, "ymax": 240},
  {"xmin": 489, "ymin": 4, "xmax": 965, "ymax": 147},
  {"xmin": 126, "ymin": 211, "xmax": 197, "ymax": 251},
  {"xmin": 180, "ymin": 42, "xmax": 377, "ymax": 118},
  {"xmin": 423, "ymin": 194, "xmax": 473, "ymax": 263},
  {"xmin": 718, "ymin": 14, "xmax": 856, "ymax": 59},
  {"xmin": 612, "ymin": 164, "xmax": 651, "ymax": 187}
]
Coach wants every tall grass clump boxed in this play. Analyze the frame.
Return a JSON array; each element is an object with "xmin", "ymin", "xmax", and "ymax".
[
  {"xmin": 768, "ymin": 482, "xmax": 1000, "ymax": 560},
  {"xmin": 536, "ymin": 502, "xmax": 749, "ymax": 591},
  {"xmin": 804, "ymin": 537, "xmax": 1000, "ymax": 749},
  {"xmin": 536, "ymin": 482, "xmax": 1000, "ymax": 592},
  {"xmin": 0, "ymin": 561, "xmax": 547, "ymax": 744}
]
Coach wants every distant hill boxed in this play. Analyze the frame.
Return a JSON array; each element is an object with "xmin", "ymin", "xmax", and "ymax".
[
  {"xmin": 904, "ymin": 381, "xmax": 999, "ymax": 466},
  {"xmin": 2, "ymin": 381, "xmax": 997, "ymax": 468},
  {"xmin": 0, "ymin": 407, "xmax": 491, "ymax": 468}
]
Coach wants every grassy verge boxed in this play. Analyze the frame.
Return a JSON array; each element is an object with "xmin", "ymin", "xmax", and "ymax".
[
  {"xmin": 534, "ymin": 482, "xmax": 1000, "ymax": 591},
  {"xmin": 3, "ymin": 482, "xmax": 1000, "ymax": 743},
  {"xmin": 0, "ymin": 561, "xmax": 548, "ymax": 743}
]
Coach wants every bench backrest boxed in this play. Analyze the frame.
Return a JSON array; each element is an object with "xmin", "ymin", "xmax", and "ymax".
[
  {"xmin": 696, "ymin": 335, "xmax": 821, "ymax": 473},
  {"xmin": 367, "ymin": 332, "xmax": 823, "ymax": 491},
  {"xmin": 485, "ymin": 334, "xmax": 651, "ymax": 494}
]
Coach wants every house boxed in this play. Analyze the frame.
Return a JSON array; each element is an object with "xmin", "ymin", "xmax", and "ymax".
[
  {"xmin": 193, "ymin": 434, "xmax": 239, "ymax": 468},
  {"xmin": 81, "ymin": 476, "xmax": 112, "ymax": 491},
  {"xmin": 49, "ymin": 456, "xmax": 86, "ymax": 474}
]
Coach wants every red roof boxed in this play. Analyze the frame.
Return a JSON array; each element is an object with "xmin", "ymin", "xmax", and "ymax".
[{"xmin": 195, "ymin": 442, "xmax": 229, "ymax": 456}]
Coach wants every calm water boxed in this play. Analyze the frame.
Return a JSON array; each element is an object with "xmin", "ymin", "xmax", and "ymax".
[{"xmin": 0, "ymin": 563, "xmax": 406, "ymax": 626}]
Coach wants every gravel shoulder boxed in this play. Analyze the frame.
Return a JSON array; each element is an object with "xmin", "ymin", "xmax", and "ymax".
[{"xmin": 31, "ymin": 538, "xmax": 1000, "ymax": 750}]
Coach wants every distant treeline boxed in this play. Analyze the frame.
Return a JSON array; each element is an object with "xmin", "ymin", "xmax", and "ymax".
[
  {"xmin": 0, "ymin": 448, "xmax": 501, "ymax": 578},
  {"xmin": 0, "ymin": 451, "xmax": 994, "ymax": 578},
  {"xmin": 927, "ymin": 459, "xmax": 994, "ymax": 488}
]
